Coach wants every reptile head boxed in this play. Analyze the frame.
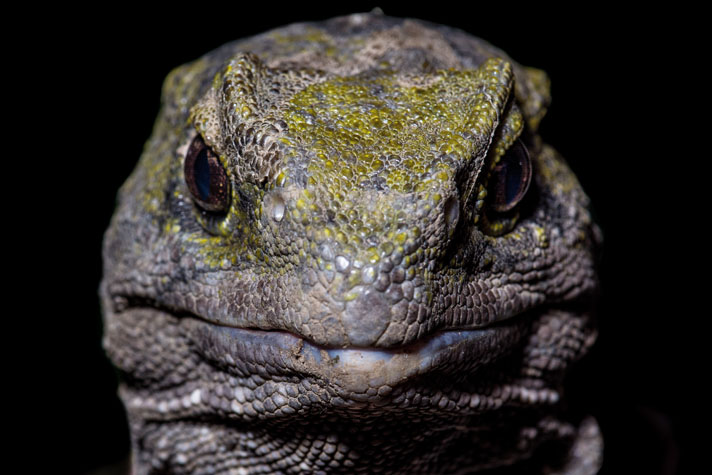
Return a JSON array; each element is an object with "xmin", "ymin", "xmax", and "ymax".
[{"xmin": 102, "ymin": 13, "xmax": 600, "ymax": 474}]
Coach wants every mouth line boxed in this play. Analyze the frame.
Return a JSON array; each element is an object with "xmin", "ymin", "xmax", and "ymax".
[
  {"xmin": 111, "ymin": 294, "xmax": 544, "ymax": 408},
  {"xmin": 215, "ymin": 321, "xmax": 495, "ymax": 365},
  {"xmin": 190, "ymin": 315, "xmax": 528, "ymax": 389},
  {"xmin": 113, "ymin": 294, "xmax": 533, "ymax": 386},
  {"xmin": 113, "ymin": 293, "xmax": 530, "ymax": 351}
]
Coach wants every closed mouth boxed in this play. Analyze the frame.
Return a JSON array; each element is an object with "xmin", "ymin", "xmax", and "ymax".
[
  {"xmin": 215, "ymin": 320, "xmax": 515, "ymax": 369},
  {"xmin": 110, "ymin": 293, "xmax": 533, "ymax": 392},
  {"xmin": 178, "ymin": 307, "xmax": 531, "ymax": 392},
  {"xmin": 109, "ymin": 296, "xmax": 558, "ymax": 422}
]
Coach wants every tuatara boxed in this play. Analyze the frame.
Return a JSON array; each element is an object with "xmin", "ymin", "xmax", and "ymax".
[{"xmin": 102, "ymin": 12, "xmax": 602, "ymax": 474}]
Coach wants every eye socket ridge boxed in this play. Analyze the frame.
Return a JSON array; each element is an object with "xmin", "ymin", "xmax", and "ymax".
[
  {"xmin": 184, "ymin": 134, "xmax": 230, "ymax": 213},
  {"xmin": 487, "ymin": 139, "xmax": 532, "ymax": 213}
]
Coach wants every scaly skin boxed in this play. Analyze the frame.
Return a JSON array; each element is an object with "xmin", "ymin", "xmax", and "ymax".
[{"xmin": 102, "ymin": 12, "xmax": 602, "ymax": 474}]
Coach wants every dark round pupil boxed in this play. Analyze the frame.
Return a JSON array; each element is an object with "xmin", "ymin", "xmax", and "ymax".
[
  {"xmin": 185, "ymin": 134, "xmax": 229, "ymax": 213},
  {"xmin": 194, "ymin": 147, "xmax": 212, "ymax": 201},
  {"xmin": 489, "ymin": 141, "xmax": 531, "ymax": 212},
  {"xmin": 499, "ymin": 158, "xmax": 522, "ymax": 204}
]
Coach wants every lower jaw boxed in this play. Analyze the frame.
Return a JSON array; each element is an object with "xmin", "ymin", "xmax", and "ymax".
[
  {"xmin": 108, "ymin": 303, "xmax": 595, "ymax": 473},
  {"xmin": 113, "ymin": 306, "xmax": 543, "ymax": 423},
  {"xmin": 114, "ymin": 307, "xmax": 580, "ymax": 472}
]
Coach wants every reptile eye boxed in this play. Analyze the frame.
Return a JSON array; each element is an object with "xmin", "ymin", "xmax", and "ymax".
[
  {"xmin": 184, "ymin": 135, "xmax": 230, "ymax": 213},
  {"xmin": 488, "ymin": 140, "xmax": 532, "ymax": 213}
]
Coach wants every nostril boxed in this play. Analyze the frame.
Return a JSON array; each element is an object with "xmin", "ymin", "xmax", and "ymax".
[{"xmin": 444, "ymin": 196, "xmax": 460, "ymax": 233}]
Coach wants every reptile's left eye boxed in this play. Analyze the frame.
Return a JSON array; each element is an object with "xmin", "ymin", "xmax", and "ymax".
[
  {"xmin": 487, "ymin": 140, "xmax": 532, "ymax": 213},
  {"xmin": 184, "ymin": 135, "xmax": 230, "ymax": 213}
]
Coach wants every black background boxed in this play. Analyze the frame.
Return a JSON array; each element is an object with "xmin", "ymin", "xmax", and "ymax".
[{"xmin": 38, "ymin": 4, "xmax": 698, "ymax": 474}]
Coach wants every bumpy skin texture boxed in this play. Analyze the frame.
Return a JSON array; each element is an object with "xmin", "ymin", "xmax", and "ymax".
[{"xmin": 102, "ymin": 12, "xmax": 602, "ymax": 474}]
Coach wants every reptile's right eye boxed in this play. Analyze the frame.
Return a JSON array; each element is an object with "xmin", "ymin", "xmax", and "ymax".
[
  {"xmin": 487, "ymin": 140, "xmax": 532, "ymax": 213},
  {"xmin": 184, "ymin": 135, "xmax": 230, "ymax": 213}
]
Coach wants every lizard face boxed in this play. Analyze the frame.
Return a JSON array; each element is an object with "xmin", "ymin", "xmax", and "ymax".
[{"xmin": 102, "ymin": 14, "xmax": 600, "ymax": 474}]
